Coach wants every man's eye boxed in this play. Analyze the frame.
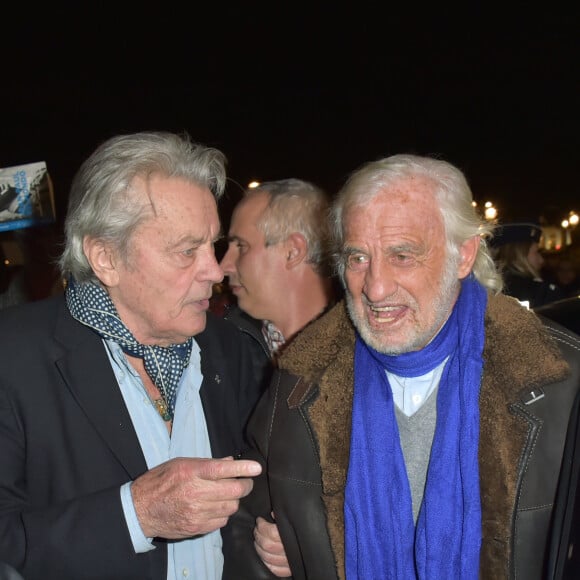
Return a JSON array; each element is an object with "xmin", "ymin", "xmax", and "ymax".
[
  {"xmin": 346, "ymin": 254, "xmax": 369, "ymax": 271},
  {"xmin": 392, "ymin": 253, "xmax": 415, "ymax": 266},
  {"xmin": 182, "ymin": 248, "xmax": 195, "ymax": 257}
]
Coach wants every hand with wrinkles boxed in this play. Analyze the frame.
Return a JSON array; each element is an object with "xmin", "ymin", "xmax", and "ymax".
[{"xmin": 131, "ymin": 456, "xmax": 261, "ymax": 539}]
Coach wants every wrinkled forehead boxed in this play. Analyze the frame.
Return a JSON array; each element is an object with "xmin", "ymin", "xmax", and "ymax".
[
  {"xmin": 130, "ymin": 173, "xmax": 216, "ymax": 212},
  {"xmin": 343, "ymin": 176, "xmax": 440, "ymax": 225}
]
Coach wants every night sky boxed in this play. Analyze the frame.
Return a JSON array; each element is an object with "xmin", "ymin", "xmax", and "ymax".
[{"xmin": 2, "ymin": 5, "xmax": 578, "ymax": 229}]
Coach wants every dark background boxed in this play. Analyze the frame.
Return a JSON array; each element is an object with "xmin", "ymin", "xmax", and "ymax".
[{"xmin": 2, "ymin": 4, "xmax": 578, "ymax": 230}]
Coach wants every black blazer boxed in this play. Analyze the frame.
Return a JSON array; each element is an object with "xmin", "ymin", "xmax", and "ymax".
[
  {"xmin": 0, "ymin": 295, "xmax": 262, "ymax": 580},
  {"xmin": 0, "ymin": 562, "xmax": 24, "ymax": 580}
]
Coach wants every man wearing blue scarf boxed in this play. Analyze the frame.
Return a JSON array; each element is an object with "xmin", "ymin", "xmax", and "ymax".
[{"xmin": 225, "ymin": 154, "xmax": 580, "ymax": 579}]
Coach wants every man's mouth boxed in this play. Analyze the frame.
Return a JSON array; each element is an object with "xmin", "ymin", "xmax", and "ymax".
[{"xmin": 368, "ymin": 305, "xmax": 407, "ymax": 324}]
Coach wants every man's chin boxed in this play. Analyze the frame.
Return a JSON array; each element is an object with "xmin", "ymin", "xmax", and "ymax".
[
  {"xmin": 352, "ymin": 318, "xmax": 415, "ymax": 354},
  {"xmin": 183, "ymin": 312, "xmax": 208, "ymax": 339},
  {"xmin": 234, "ymin": 296, "xmax": 254, "ymax": 316}
]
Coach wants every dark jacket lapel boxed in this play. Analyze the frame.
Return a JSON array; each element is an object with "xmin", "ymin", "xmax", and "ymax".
[
  {"xmin": 53, "ymin": 299, "xmax": 147, "ymax": 480},
  {"xmin": 196, "ymin": 315, "xmax": 239, "ymax": 458}
]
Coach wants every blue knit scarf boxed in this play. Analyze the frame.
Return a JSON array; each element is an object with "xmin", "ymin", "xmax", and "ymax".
[
  {"xmin": 345, "ymin": 277, "xmax": 487, "ymax": 579},
  {"xmin": 65, "ymin": 277, "xmax": 192, "ymax": 421}
]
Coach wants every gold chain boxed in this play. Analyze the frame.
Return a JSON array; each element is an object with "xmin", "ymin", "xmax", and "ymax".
[{"xmin": 152, "ymin": 397, "xmax": 172, "ymax": 422}]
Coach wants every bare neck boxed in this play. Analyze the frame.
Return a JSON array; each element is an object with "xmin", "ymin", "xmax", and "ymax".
[{"xmin": 274, "ymin": 274, "xmax": 334, "ymax": 343}]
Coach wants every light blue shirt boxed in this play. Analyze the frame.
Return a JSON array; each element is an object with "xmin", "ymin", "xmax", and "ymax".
[
  {"xmin": 387, "ymin": 357, "xmax": 448, "ymax": 417},
  {"xmin": 104, "ymin": 339, "xmax": 223, "ymax": 580}
]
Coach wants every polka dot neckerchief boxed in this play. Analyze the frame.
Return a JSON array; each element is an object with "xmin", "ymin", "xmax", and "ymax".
[{"xmin": 65, "ymin": 277, "xmax": 192, "ymax": 421}]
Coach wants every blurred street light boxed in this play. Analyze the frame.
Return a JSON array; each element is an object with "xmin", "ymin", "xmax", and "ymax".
[
  {"xmin": 562, "ymin": 211, "xmax": 578, "ymax": 230},
  {"xmin": 484, "ymin": 201, "xmax": 497, "ymax": 221},
  {"xmin": 472, "ymin": 200, "xmax": 498, "ymax": 221},
  {"xmin": 560, "ymin": 210, "xmax": 578, "ymax": 248}
]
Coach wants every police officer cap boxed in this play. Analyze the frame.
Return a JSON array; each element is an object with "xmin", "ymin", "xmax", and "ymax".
[{"xmin": 491, "ymin": 222, "xmax": 542, "ymax": 247}]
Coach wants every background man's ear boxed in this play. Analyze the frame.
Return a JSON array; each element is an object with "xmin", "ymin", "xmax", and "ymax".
[
  {"xmin": 285, "ymin": 233, "xmax": 308, "ymax": 269},
  {"xmin": 83, "ymin": 236, "xmax": 119, "ymax": 286}
]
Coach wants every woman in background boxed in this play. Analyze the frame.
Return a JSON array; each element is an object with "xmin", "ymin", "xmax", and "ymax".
[{"xmin": 491, "ymin": 221, "xmax": 565, "ymax": 308}]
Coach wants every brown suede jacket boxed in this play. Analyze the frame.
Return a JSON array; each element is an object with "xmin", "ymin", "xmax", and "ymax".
[{"xmin": 224, "ymin": 293, "xmax": 580, "ymax": 580}]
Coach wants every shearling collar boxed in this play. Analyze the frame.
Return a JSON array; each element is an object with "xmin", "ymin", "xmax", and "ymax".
[{"xmin": 277, "ymin": 292, "xmax": 570, "ymax": 579}]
